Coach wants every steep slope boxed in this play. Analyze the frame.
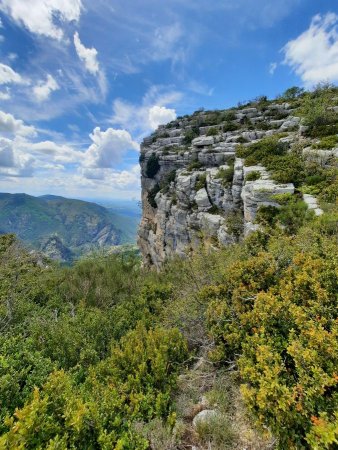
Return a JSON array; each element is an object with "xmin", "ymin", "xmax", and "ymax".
[
  {"xmin": 138, "ymin": 88, "xmax": 337, "ymax": 267},
  {"xmin": 0, "ymin": 193, "xmax": 139, "ymax": 258}
]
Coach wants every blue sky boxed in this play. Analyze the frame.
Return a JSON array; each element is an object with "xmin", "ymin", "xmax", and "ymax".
[{"xmin": 0, "ymin": 0, "xmax": 337, "ymax": 200}]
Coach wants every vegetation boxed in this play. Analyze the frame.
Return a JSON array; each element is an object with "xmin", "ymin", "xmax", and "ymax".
[
  {"xmin": 0, "ymin": 193, "xmax": 139, "ymax": 260},
  {"xmin": 145, "ymin": 153, "xmax": 160, "ymax": 178},
  {"xmin": 1, "ymin": 85, "xmax": 338, "ymax": 449},
  {"xmin": 183, "ymin": 127, "xmax": 199, "ymax": 145},
  {"xmin": 312, "ymin": 134, "xmax": 338, "ymax": 149},
  {"xmin": 147, "ymin": 184, "xmax": 161, "ymax": 208},
  {"xmin": 206, "ymin": 127, "xmax": 219, "ymax": 136},
  {"xmin": 188, "ymin": 160, "xmax": 203, "ymax": 171},
  {"xmin": 195, "ymin": 173, "xmax": 207, "ymax": 191},
  {"xmin": 245, "ymin": 170, "xmax": 261, "ymax": 181},
  {"xmin": 216, "ymin": 163, "xmax": 235, "ymax": 186}
]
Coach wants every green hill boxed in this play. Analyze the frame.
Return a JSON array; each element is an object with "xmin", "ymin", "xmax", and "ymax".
[{"xmin": 0, "ymin": 193, "xmax": 140, "ymax": 259}]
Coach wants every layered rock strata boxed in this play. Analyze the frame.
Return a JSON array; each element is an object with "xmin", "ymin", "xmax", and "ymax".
[{"xmin": 138, "ymin": 103, "xmax": 326, "ymax": 267}]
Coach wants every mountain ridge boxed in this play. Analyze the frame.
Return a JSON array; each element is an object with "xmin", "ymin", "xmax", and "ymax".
[{"xmin": 0, "ymin": 193, "xmax": 140, "ymax": 260}]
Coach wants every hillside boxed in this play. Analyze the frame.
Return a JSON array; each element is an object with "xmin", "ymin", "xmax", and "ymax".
[
  {"xmin": 138, "ymin": 85, "xmax": 337, "ymax": 267},
  {"xmin": 0, "ymin": 193, "xmax": 139, "ymax": 260},
  {"xmin": 0, "ymin": 85, "xmax": 337, "ymax": 450}
]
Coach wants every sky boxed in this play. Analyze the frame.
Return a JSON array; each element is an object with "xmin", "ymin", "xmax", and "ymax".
[{"xmin": 0, "ymin": 0, "xmax": 337, "ymax": 200}]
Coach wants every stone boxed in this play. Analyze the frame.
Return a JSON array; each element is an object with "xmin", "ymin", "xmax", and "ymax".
[
  {"xmin": 280, "ymin": 116, "xmax": 300, "ymax": 130},
  {"xmin": 303, "ymin": 194, "xmax": 323, "ymax": 216},
  {"xmin": 195, "ymin": 188, "xmax": 212, "ymax": 209},
  {"xmin": 192, "ymin": 136, "xmax": 214, "ymax": 147},
  {"xmin": 193, "ymin": 410, "xmax": 218, "ymax": 428},
  {"xmin": 137, "ymin": 100, "xmax": 326, "ymax": 267}
]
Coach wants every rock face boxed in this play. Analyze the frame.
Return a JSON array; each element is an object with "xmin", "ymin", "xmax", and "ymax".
[{"xmin": 138, "ymin": 103, "xmax": 324, "ymax": 267}]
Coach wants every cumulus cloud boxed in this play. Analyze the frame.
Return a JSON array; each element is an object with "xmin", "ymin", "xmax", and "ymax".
[
  {"xmin": 0, "ymin": 110, "xmax": 36, "ymax": 136},
  {"xmin": 33, "ymin": 74, "xmax": 59, "ymax": 102},
  {"xmin": 148, "ymin": 105, "xmax": 176, "ymax": 129},
  {"xmin": 0, "ymin": 0, "xmax": 82, "ymax": 40},
  {"xmin": 283, "ymin": 13, "xmax": 338, "ymax": 86},
  {"xmin": 111, "ymin": 86, "xmax": 180, "ymax": 137},
  {"xmin": 83, "ymin": 127, "xmax": 139, "ymax": 170},
  {"xmin": 0, "ymin": 62, "xmax": 28, "ymax": 85},
  {"xmin": 74, "ymin": 32, "xmax": 100, "ymax": 75},
  {"xmin": 0, "ymin": 138, "xmax": 15, "ymax": 167},
  {"xmin": 0, "ymin": 138, "xmax": 34, "ymax": 177},
  {"xmin": 82, "ymin": 165, "xmax": 140, "ymax": 188},
  {"xmin": 24, "ymin": 141, "xmax": 82, "ymax": 164}
]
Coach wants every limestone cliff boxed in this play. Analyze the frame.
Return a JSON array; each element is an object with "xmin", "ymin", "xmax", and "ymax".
[{"xmin": 138, "ymin": 100, "xmax": 331, "ymax": 267}]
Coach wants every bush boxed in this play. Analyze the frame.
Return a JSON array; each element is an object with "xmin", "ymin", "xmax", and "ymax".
[
  {"xmin": 236, "ymin": 137, "xmax": 288, "ymax": 166},
  {"xmin": 225, "ymin": 210, "xmax": 243, "ymax": 240},
  {"xmin": 147, "ymin": 183, "xmax": 161, "ymax": 208},
  {"xmin": 183, "ymin": 127, "xmax": 199, "ymax": 145},
  {"xmin": 146, "ymin": 153, "xmax": 160, "ymax": 178},
  {"xmin": 245, "ymin": 171, "xmax": 261, "ymax": 182},
  {"xmin": 206, "ymin": 127, "xmax": 219, "ymax": 136},
  {"xmin": 216, "ymin": 165, "xmax": 234, "ymax": 186},
  {"xmin": 161, "ymin": 170, "xmax": 176, "ymax": 193},
  {"xmin": 282, "ymin": 86, "xmax": 304, "ymax": 100},
  {"xmin": 313, "ymin": 134, "xmax": 338, "ymax": 149},
  {"xmin": 188, "ymin": 161, "xmax": 203, "ymax": 171},
  {"xmin": 222, "ymin": 122, "xmax": 239, "ymax": 132},
  {"xmin": 195, "ymin": 173, "xmax": 207, "ymax": 191}
]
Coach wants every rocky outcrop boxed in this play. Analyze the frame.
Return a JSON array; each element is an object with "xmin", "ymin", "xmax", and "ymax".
[{"xmin": 138, "ymin": 102, "xmax": 325, "ymax": 267}]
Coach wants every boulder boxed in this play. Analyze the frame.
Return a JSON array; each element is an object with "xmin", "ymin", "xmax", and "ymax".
[{"xmin": 193, "ymin": 409, "xmax": 218, "ymax": 428}]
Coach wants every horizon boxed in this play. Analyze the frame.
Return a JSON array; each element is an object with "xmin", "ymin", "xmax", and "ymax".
[{"xmin": 0, "ymin": 0, "xmax": 337, "ymax": 199}]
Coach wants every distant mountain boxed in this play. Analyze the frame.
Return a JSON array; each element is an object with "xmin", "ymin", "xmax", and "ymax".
[{"xmin": 0, "ymin": 193, "xmax": 140, "ymax": 260}]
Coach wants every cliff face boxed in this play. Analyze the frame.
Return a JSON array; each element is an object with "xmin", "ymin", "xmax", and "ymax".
[{"xmin": 138, "ymin": 101, "xmax": 328, "ymax": 267}]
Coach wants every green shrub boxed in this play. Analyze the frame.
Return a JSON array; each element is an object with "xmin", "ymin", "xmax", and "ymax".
[
  {"xmin": 161, "ymin": 170, "xmax": 176, "ymax": 193},
  {"xmin": 188, "ymin": 161, "xmax": 203, "ymax": 171},
  {"xmin": 225, "ymin": 210, "xmax": 243, "ymax": 240},
  {"xmin": 236, "ymin": 137, "xmax": 288, "ymax": 166},
  {"xmin": 146, "ymin": 153, "xmax": 160, "ymax": 178},
  {"xmin": 183, "ymin": 127, "xmax": 199, "ymax": 145},
  {"xmin": 222, "ymin": 111, "xmax": 236, "ymax": 121},
  {"xmin": 216, "ymin": 165, "xmax": 234, "ymax": 185},
  {"xmin": 222, "ymin": 122, "xmax": 239, "ymax": 132},
  {"xmin": 245, "ymin": 171, "xmax": 261, "ymax": 182},
  {"xmin": 282, "ymin": 86, "xmax": 304, "ymax": 100},
  {"xmin": 313, "ymin": 135, "xmax": 338, "ymax": 149},
  {"xmin": 195, "ymin": 173, "xmax": 207, "ymax": 191},
  {"xmin": 147, "ymin": 184, "xmax": 160, "ymax": 208},
  {"xmin": 206, "ymin": 127, "xmax": 218, "ymax": 136},
  {"xmin": 208, "ymin": 205, "xmax": 221, "ymax": 215},
  {"xmin": 236, "ymin": 136, "xmax": 249, "ymax": 143}
]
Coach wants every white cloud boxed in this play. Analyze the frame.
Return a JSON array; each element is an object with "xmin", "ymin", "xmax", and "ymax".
[
  {"xmin": 0, "ymin": 88, "xmax": 10, "ymax": 100},
  {"xmin": 0, "ymin": 62, "xmax": 28, "ymax": 85},
  {"xmin": 0, "ymin": 138, "xmax": 34, "ymax": 177},
  {"xmin": 83, "ymin": 127, "xmax": 139, "ymax": 170},
  {"xmin": 0, "ymin": 110, "xmax": 36, "ymax": 136},
  {"xmin": 74, "ymin": 32, "xmax": 100, "ymax": 75},
  {"xmin": 269, "ymin": 62, "xmax": 277, "ymax": 75},
  {"xmin": 33, "ymin": 74, "xmax": 59, "ymax": 102},
  {"xmin": 111, "ymin": 86, "xmax": 180, "ymax": 137},
  {"xmin": 283, "ymin": 13, "xmax": 338, "ymax": 86},
  {"xmin": 0, "ymin": 138, "xmax": 15, "ymax": 167},
  {"xmin": 148, "ymin": 105, "xmax": 176, "ymax": 129},
  {"xmin": 24, "ymin": 141, "xmax": 82, "ymax": 164},
  {"xmin": 0, "ymin": 0, "xmax": 82, "ymax": 40},
  {"xmin": 81, "ymin": 165, "xmax": 140, "ymax": 189}
]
